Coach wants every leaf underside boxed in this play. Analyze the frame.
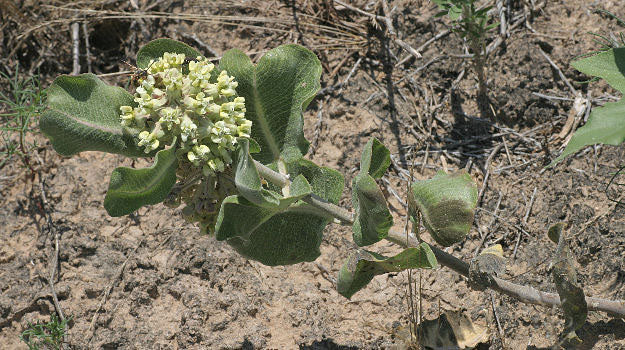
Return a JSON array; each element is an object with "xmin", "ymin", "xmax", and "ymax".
[
  {"xmin": 351, "ymin": 138, "xmax": 393, "ymax": 246},
  {"xmin": 234, "ymin": 138, "xmax": 282, "ymax": 207},
  {"xmin": 409, "ymin": 171, "xmax": 478, "ymax": 247}
]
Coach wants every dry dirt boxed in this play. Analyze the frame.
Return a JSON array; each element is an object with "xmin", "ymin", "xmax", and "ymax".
[{"xmin": 1, "ymin": 0, "xmax": 625, "ymax": 349}]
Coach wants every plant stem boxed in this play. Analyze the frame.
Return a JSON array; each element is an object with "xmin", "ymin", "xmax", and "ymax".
[{"xmin": 254, "ymin": 159, "xmax": 625, "ymax": 318}]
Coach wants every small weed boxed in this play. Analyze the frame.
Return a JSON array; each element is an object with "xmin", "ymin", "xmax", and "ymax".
[
  {"xmin": 19, "ymin": 314, "xmax": 70, "ymax": 350},
  {"xmin": 432, "ymin": 0, "xmax": 498, "ymax": 117},
  {"xmin": 0, "ymin": 63, "xmax": 45, "ymax": 170}
]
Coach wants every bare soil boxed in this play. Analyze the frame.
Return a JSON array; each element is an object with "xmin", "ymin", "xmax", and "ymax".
[{"xmin": 1, "ymin": 0, "xmax": 625, "ymax": 349}]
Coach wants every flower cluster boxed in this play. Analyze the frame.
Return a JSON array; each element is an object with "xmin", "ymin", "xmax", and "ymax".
[{"xmin": 120, "ymin": 52, "xmax": 252, "ymax": 176}]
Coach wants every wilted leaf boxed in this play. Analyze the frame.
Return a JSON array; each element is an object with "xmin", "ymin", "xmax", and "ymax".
[
  {"xmin": 215, "ymin": 158, "xmax": 343, "ymax": 266},
  {"xmin": 548, "ymin": 223, "xmax": 587, "ymax": 342},
  {"xmin": 104, "ymin": 146, "xmax": 178, "ymax": 217},
  {"xmin": 219, "ymin": 45, "xmax": 321, "ymax": 164},
  {"xmin": 352, "ymin": 138, "xmax": 393, "ymax": 246},
  {"xmin": 469, "ymin": 244, "xmax": 505, "ymax": 291},
  {"xmin": 40, "ymin": 74, "xmax": 147, "ymax": 157},
  {"xmin": 409, "ymin": 171, "xmax": 478, "ymax": 247},
  {"xmin": 337, "ymin": 242, "xmax": 437, "ymax": 298},
  {"xmin": 418, "ymin": 311, "xmax": 490, "ymax": 349}
]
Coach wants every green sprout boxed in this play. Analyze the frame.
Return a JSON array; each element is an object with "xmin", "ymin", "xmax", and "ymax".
[
  {"xmin": 19, "ymin": 314, "xmax": 70, "ymax": 350},
  {"xmin": 432, "ymin": 0, "xmax": 498, "ymax": 117}
]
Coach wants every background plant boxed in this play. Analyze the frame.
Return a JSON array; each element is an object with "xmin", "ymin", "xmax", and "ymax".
[
  {"xmin": 431, "ymin": 0, "xmax": 498, "ymax": 117},
  {"xmin": 551, "ymin": 11, "xmax": 625, "ymax": 171},
  {"xmin": 0, "ymin": 63, "xmax": 45, "ymax": 171}
]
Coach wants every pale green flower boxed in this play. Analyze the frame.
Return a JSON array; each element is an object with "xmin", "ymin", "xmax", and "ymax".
[{"xmin": 119, "ymin": 52, "xmax": 251, "ymax": 173}]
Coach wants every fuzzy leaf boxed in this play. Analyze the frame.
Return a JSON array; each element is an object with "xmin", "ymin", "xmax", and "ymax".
[
  {"xmin": 219, "ymin": 45, "xmax": 321, "ymax": 164},
  {"xmin": 409, "ymin": 171, "xmax": 478, "ymax": 247},
  {"xmin": 551, "ymin": 99, "xmax": 625, "ymax": 166},
  {"xmin": 571, "ymin": 48, "xmax": 625, "ymax": 93},
  {"xmin": 351, "ymin": 138, "xmax": 393, "ymax": 246},
  {"xmin": 337, "ymin": 243, "xmax": 437, "ymax": 298},
  {"xmin": 136, "ymin": 38, "xmax": 202, "ymax": 69},
  {"xmin": 234, "ymin": 138, "xmax": 282, "ymax": 207},
  {"xmin": 548, "ymin": 223, "xmax": 588, "ymax": 342},
  {"xmin": 39, "ymin": 74, "xmax": 146, "ymax": 157},
  {"xmin": 215, "ymin": 158, "xmax": 344, "ymax": 266},
  {"xmin": 104, "ymin": 146, "xmax": 178, "ymax": 216},
  {"xmin": 360, "ymin": 138, "xmax": 391, "ymax": 179}
]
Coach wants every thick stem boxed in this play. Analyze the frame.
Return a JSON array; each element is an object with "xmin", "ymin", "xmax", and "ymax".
[{"xmin": 254, "ymin": 159, "xmax": 625, "ymax": 318}]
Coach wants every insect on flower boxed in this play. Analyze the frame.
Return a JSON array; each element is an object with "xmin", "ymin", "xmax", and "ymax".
[{"xmin": 121, "ymin": 59, "xmax": 152, "ymax": 87}]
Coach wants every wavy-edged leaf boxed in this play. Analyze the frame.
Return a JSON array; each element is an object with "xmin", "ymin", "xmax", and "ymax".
[
  {"xmin": 571, "ymin": 48, "xmax": 625, "ymax": 93},
  {"xmin": 337, "ymin": 243, "xmax": 437, "ymax": 298},
  {"xmin": 234, "ymin": 138, "xmax": 282, "ymax": 207},
  {"xmin": 551, "ymin": 99, "xmax": 625, "ymax": 166},
  {"xmin": 215, "ymin": 158, "xmax": 344, "ymax": 266},
  {"xmin": 351, "ymin": 138, "xmax": 393, "ymax": 246},
  {"xmin": 40, "ymin": 74, "xmax": 146, "ymax": 157},
  {"xmin": 104, "ymin": 146, "xmax": 178, "ymax": 216},
  {"xmin": 409, "ymin": 171, "xmax": 478, "ymax": 247},
  {"xmin": 548, "ymin": 223, "xmax": 587, "ymax": 343},
  {"xmin": 219, "ymin": 45, "xmax": 321, "ymax": 164},
  {"xmin": 136, "ymin": 38, "xmax": 202, "ymax": 69}
]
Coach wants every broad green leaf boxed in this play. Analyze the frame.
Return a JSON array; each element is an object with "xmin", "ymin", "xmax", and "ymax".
[
  {"xmin": 219, "ymin": 45, "xmax": 321, "ymax": 164},
  {"xmin": 571, "ymin": 48, "xmax": 625, "ymax": 93},
  {"xmin": 337, "ymin": 243, "xmax": 437, "ymax": 299},
  {"xmin": 551, "ymin": 97, "xmax": 625, "ymax": 166},
  {"xmin": 548, "ymin": 223, "xmax": 587, "ymax": 343},
  {"xmin": 136, "ymin": 38, "xmax": 202, "ymax": 69},
  {"xmin": 351, "ymin": 138, "xmax": 393, "ymax": 246},
  {"xmin": 215, "ymin": 158, "xmax": 344, "ymax": 266},
  {"xmin": 39, "ymin": 74, "xmax": 146, "ymax": 157},
  {"xmin": 409, "ymin": 171, "xmax": 477, "ymax": 247},
  {"xmin": 234, "ymin": 138, "xmax": 282, "ymax": 207},
  {"xmin": 104, "ymin": 146, "xmax": 178, "ymax": 216}
]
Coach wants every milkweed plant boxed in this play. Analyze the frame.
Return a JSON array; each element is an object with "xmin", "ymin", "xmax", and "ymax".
[
  {"xmin": 40, "ymin": 38, "xmax": 475, "ymax": 297},
  {"xmin": 41, "ymin": 39, "xmax": 615, "ymax": 340}
]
